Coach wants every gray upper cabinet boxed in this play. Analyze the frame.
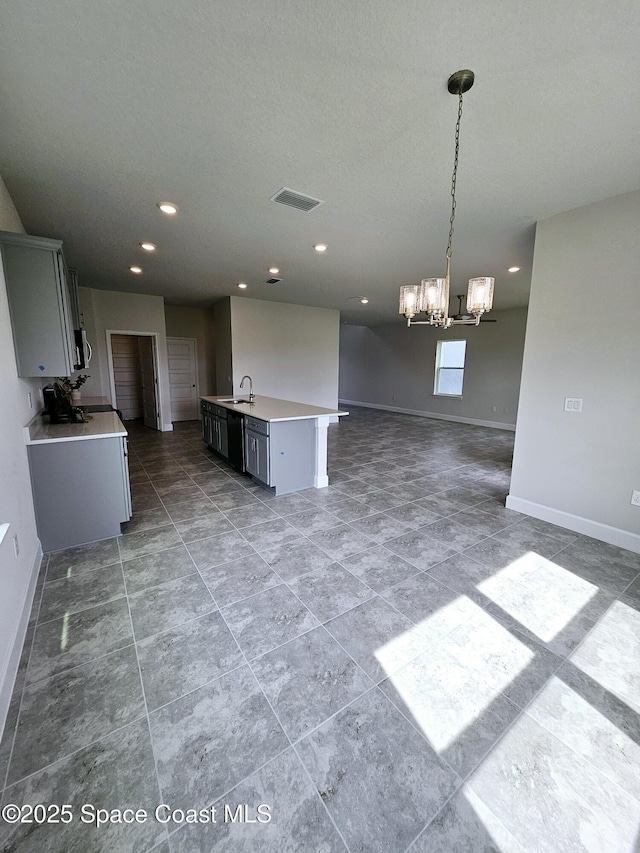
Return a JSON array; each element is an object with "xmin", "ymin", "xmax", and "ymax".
[{"xmin": 0, "ymin": 230, "xmax": 75, "ymax": 377}]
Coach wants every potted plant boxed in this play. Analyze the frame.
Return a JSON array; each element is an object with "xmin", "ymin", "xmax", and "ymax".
[{"xmin": 55, "ymin": 374, "xmax": 90, "ymax": 404}]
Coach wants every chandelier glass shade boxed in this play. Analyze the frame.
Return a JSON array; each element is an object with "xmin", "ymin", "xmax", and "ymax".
[{"xmin": 400, "ymin": 70, "xmax": 495, "ymax": 328}]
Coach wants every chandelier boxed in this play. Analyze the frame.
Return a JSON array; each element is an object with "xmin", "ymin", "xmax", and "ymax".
[{"xmin": 399, "ymin": 70, "xmax": 495, "ymax": 328}]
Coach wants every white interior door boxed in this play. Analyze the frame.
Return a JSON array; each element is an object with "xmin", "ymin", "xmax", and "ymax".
[
  {"xmin": 167, "ymin": 337, "xmax": 198, "ymax": 421},
  {"xmin": 111, "ymin": 334, "xmax": 143, "ymax": 419},
  {"xmin": 138, "ymin": 336, "xmax": 159, "ymax": 429}
]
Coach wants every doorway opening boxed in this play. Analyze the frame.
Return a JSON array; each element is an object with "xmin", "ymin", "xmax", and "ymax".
[{"xmin": 107, "ymin": 332, "xmax": 160, "ymax": 430}]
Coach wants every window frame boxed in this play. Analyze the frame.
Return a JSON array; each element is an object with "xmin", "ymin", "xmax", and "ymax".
[{"xmin": 433, "ymin": 338, "xmax": 467, "ymax": 398}]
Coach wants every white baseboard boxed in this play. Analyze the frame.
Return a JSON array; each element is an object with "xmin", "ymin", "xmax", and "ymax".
[
  {"xmin": 505, "ymin": 495, "xmax": 640, "ymax": 555},
  {"xmin": 0, "ymin": 542, "xmax": 43, "ymax": 740},
  {"xmin": 338, "ymin": 399, "xmax": 516, "ymax": 432}
]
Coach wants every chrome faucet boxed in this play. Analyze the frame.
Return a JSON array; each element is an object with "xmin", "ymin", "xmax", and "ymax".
[{"xmin": 240, "ymin": 375, "xmax": 255, "ymax": 401}]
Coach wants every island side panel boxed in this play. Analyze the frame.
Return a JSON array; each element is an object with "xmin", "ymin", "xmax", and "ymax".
[{"xmin": 269, "ymin": 419, "xmax": 316, "ymax": 494}]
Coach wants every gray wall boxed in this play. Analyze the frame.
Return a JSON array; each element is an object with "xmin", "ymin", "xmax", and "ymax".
[
  {"xmin": 0, "ymin": 176, "xmax": 42, "ymax": 736},
  {"xmin": 508, "ymin": 190, "xmax": 640, "ymax": 551},
  {"xmin": 230, "ymin": 296, "xmax": 341, "ymax": 408},
  {"xmin": 339, "ymin": 307, "xmax": 527, "ymax": 428},
  {"xmin": 78, "ymin": 287, "xmax": 174, "ymax": 430},
  {"xmin": 213, "ymin": 297, "xmax": 232, "ymax": 396}
]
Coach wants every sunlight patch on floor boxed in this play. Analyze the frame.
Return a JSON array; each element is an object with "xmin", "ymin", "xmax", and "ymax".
[
  {"xmin": 463, "ymin": 697, "xmax": 640, "ymax": 852},
  {"xmin": 526, "ymin": 674, "xmax": 640, "ymax": 795},
  {"xmin": 570, "ymin": 599, "xmax": 640, "ymax": 707},
  {"xmin": 475, "ymin": 551, "xmax": 542, "ymax": 599},
  {"xmin": 374, "ymin": 595, "xmax": 480, "ymax": 676},
  {"xmin": 491, "ymin": 557, "xmax": 599, "ymax": 642},
  {"xmin": 376, "ymin": 598, "xmax": 533, "ymax": 751}
]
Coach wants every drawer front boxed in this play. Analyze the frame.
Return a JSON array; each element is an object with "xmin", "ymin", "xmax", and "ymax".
[
  {"xmin": 200, "ymin": 400, "xmax": 227, "ymax": 418},
  {"xmin": 244, "ymin": 416, "xmax": 269, "ymax": 436}
]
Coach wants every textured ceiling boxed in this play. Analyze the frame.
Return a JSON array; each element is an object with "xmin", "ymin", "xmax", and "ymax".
[{"xmin": 1, "ymin": 0, "xmax": 639, "ymax": 324}]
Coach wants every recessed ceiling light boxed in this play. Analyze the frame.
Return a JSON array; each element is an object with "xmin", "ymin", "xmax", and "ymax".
[
  {"xmin": 268, "ymin": 267, "xmax": 280, "ymax": 274},
  {"xmin": 314, "ymin": 243, "xmax": 328, "ymax": 253},
  {"xmin": 140, "ymin": 242, "xmax": 156, "ymax": 252},
  {"xmin": 157, "ymin": 202, "xmax": 178, "ymax": 215},
  {"xmin": 508, "ymin": 266, "xmax": 520, "ymax": 273},
  {"xmin": 237, "ymin": 282, "xmax": 248, "ymax": 289},
  {"xmin": 360, "ymin": 297, "xmax": 369, "ymax": 304},
  {"xmin": 130, "ymin": 266, "xmax": 143, "ymax": 274}
]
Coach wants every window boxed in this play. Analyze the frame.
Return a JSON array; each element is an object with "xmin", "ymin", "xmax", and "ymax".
[{"xmin": 434, "ymin": 339, "xmax": 467, "ymax": 396}]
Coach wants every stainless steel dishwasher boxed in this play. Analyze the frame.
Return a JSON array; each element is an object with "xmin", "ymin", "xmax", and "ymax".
[{"xmin": 226, "ymin": 410, "xmax": 245, "ymax": 472}]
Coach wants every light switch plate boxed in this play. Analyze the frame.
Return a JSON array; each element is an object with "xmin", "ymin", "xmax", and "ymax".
[
  {"xmin": 564, "ymin": 397, "xmax": 583, "ymax": 412},
  {"xmin": 631, "ymin": 490, "xmax": 640, "ymax": 507}
]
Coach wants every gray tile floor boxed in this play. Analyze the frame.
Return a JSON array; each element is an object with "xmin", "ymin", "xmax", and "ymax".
[{"xmin": 1, "ymin": 406, "xmax": 639, "ymax": 851}]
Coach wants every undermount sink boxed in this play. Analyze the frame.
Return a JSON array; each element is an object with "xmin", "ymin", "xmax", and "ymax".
[{"xmin": 218, "ymin": 398, "xmax": 250, "ymax": 404}]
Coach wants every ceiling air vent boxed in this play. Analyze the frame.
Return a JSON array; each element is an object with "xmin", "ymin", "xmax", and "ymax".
[
  {"xmin": 269, "ymin": 187, "xmax": 324, "ymax": 213},
  {"xmin": 265, "ymin": 277, "xmax": 282, "ymax": 285}
]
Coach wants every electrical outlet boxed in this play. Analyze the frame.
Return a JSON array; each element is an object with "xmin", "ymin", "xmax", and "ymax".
[
  {"xmin": 631, "ymin": 490, "xmax": 640, "ymax": 507},
  {"xmin": 13, "ymin": 534, "xmax": 19, "ymax": 558},
  {"xmin": 491, "ymin": 406, "xmax": 497, "ymax": 413}
]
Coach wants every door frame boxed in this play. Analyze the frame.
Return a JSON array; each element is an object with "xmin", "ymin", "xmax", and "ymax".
[
  {"xmin": 166, "ymin": 336, "xmax": 200, "ymax": 421},
  {"xmin": 106, "ymin": 330, "xmax": 166, "ymax": 431}
]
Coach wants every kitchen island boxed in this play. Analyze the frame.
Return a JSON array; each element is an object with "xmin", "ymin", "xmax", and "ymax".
[
  {"xmin": 200, "ymin": 394, "xmax": 348, "ymax": 495},
  {"xmin": 24, "ymin": 411, "xmax": 132, "ymax": 551}
]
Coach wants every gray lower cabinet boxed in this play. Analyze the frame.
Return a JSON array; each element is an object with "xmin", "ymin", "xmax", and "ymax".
[
  {"xmin": 200, "ymin": 401, "xmax": 320, "ymax": 494},
  {"xmin": 245, "ymin": 429, "xmax": 269, "ymax": 484},
  {"xmin": 243, "ymin": 414, "xmax": 316, "ymax": 493},
  {"xmin": 215, "ymin": 415, "xmax": 229, "ymax": 458},
  {"xmin": 0, "ymin": 230, "xmax": 76, "ymax": 377},
  {"xmin": 201, "ymin": 401, "xmax": 229, "ymax": 459},
  {"xmin": 28, "ymin": 436, "xmax": 132, "ymax": 552}
]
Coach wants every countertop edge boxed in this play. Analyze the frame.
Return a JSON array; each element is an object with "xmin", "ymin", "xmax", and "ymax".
[
  {"xmin": 24, "ymin": 411, "xmax": 128, "ymax": 445},
  {"xmin": 200, "ymin": 394, "xmax": 348, "ymax": 422}
]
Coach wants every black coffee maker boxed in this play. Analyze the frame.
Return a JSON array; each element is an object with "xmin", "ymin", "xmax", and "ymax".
[{"xmin": 43, "ymin": 386, "xmax": 85, "ymax": 423}]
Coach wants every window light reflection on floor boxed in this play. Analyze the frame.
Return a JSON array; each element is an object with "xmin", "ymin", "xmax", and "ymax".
[
  {"xmin": 571, "ymin": 599, "xmax": 640, "ymax": 707},
  {"xmin": 375, "ymin": 597, "xmax": 534, "ymax": 752},
  {"xmin": 491, "ymin": 557, "xmax": 599, "ymax": 642},
  {"xmin": 60, "ymin": 611, "xmax": 70, "ymax": 651},
  {"xmin": 474, "ymin": 551, "xmax": 542, "ymax": 599}
]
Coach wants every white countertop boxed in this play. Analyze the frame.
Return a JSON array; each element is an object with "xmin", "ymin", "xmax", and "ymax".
[
  {"xmin": 25, "ymin": 411, "xmax": 128, "ymax": 445},
  {"xmin": 201, "ymin": 395, "xmax": 349, "ymax": 422}
]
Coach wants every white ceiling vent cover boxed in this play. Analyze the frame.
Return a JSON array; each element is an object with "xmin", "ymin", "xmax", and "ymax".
[{"xmin": 269, "ymin": 187, "xmax": 324, "ymax": 213}]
